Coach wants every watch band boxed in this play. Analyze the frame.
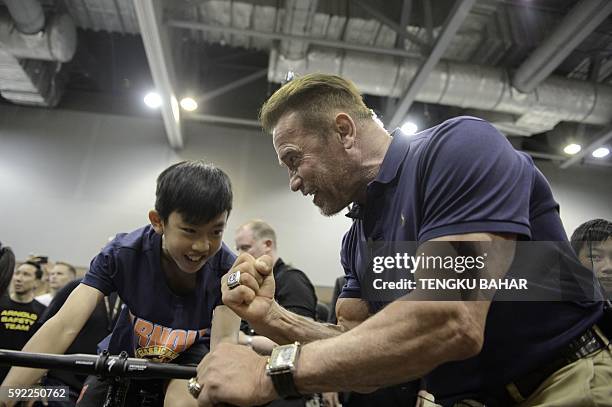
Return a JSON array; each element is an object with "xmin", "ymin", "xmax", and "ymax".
[{"xmin": 269, "ymin": 369, "xmax": 302, "ymax": 399}]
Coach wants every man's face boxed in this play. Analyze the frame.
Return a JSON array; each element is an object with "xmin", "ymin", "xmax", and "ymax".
[
  {"xmin": 235, "ymin": 228, "xmax": 268, "ymax": 258},
  {"xmin": 272, "ymin": 111, "xmax": 355, "ymax": 216},
  {"xmin": 159, "ymin": 211, "xmax": 228, "ymax": 274},
  {"xmin": 49, "ymin": 264, "xmax": 74, "ymax": 290},
  {"xmin": 578, "ymin": 238, "xmax": 612, "ymax": 293},
  {"xmin": 12, "ymin": 263, "xmax": 38, "ymax": 295}
]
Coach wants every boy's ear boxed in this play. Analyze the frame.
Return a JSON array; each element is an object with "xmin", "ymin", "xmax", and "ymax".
[{"xmin": 149, "ymin": 210, "xmax": 164, "ymax": 234}]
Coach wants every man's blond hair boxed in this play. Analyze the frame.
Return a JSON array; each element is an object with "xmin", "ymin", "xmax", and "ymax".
[{"xmin": 259, "ymin": 73, "xmax": 372, "ymax": 135}]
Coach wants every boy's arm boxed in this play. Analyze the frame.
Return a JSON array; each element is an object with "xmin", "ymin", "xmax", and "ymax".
[{"xmin": 1, "ymin": 283, "xmax": 104, "ymax": 387}]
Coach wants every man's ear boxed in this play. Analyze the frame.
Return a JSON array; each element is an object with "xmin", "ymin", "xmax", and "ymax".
[
  {"xmin": 335, "ymin": 113, "xmax": 356, "ymax": 149},
  {"xmin": 263, "ymin": 239, "xmax": 275, "ymax": 256},
  {"xmin": 149, "ymin": 210, "xmax": 164, "ymax": 235}
]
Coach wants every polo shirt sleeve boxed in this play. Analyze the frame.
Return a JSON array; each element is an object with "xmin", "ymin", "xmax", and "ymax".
[
  {"xmin": 338, "ymin": 229, "xmax": 362, "ymax": 299},
  {"xmin": 418, "ymin": 117, "xmax": 533, "ymax": 242},
  {"xmin": 82, "ymin": 246, "xmax": 117, "ymax": 296}
]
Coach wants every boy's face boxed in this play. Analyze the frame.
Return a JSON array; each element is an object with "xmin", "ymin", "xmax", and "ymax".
[
  {"xmin": 150, "ymin": 210, "xmax": 228, "ymax": 274},
  {"xmin": 578, "ymin": 238, "xmax": 612, "ymax": 293}
]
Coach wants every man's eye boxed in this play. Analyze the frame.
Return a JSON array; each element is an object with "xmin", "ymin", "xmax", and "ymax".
[
  {"xmin": 213, "ymin": 229, "xmax": 224, "ymax": 236},
  {"xmin": 182, "ymin": 228, "xmax": 196, "ymax": 234}
]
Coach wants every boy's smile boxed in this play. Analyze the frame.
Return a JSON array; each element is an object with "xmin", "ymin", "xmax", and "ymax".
[{"xmin": 151, "ymin": 210, "xmax": 228, "ymax": 275}]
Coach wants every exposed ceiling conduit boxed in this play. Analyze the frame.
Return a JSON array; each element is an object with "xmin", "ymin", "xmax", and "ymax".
[
  {"xmin": 0, "ymin": 12, "xmax": 77, "ymax": 62},
  {"xmin": 512, "ymin": 0, "xmax": 612, "ymax": 94},
  {"xmin": 280, "ymin": 0, "xmax": 318, "ymax": 61},
  {"xmin": 0, "ymin": 2, "xmax": 76, "ymax": 107},
  {"xmin": 268, "ymin": 47, "xmax": 612, "ymax": 135},
  {"xmin": 3, "ymin": 0, "xmax": 45, "ymax": 34}
]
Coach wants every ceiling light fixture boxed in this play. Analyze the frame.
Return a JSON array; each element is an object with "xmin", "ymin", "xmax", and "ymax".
[
  {"xmin": 400, "ymin": 121, "xmax": 418, "ymax": 135},
  {"xmin": 591, "ymin": 147, "xmax": 610, "ymax": 158},
  {"xmin": 180, "ymin": 97, "xmax": 198, "ymax": 111},
  {"xmin": 563, "ymin": 143, "xmax": 581, "ymax": 155},
  {"xmin": 144, "ymin": 92, "xmax": 162, "ymax": 108}
]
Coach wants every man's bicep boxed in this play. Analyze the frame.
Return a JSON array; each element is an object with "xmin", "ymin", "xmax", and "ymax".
[
  {"xmin": 412, "ymin": 232, "xmax": 518, "ymax": 327},
  {"xmin": 428, "ymin": 232, "xmax": 517, "ymax": 279},
  {"xmin": 336, "ymin": 298, "xmax": 369, "ymax": 330}
]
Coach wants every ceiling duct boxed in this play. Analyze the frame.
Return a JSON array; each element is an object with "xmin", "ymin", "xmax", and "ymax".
[
  {"xmin": 280, "ymin": 0, "xmax": 318, "ymax": 60},
  {"xmin": 0, "ymin": 12, "xmax": 77, "ymax": 62},
  {"xmin": 268, "ymin": 47, "xmax": 612, "ymax": 135},
  {"xmin": 3, "ymin": 0, "xmax": 45, "ymax": 34},
  {"xmin": 512, "ymin": 0, "xmax": 612, "ymax": 94},
  {"xmin": 0, "ymin": 4, "xmax": 76, "ymax": 107}
]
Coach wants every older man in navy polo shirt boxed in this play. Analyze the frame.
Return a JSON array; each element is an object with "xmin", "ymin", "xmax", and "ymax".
[{"xmin": 195, "ymin": 74, "xmax": 611, "ymax": 407}]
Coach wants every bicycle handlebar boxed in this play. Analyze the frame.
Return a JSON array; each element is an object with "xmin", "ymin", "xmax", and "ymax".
[{"xmin": 0, "ymin": 349, "xmax": 197, "ymax": 380}]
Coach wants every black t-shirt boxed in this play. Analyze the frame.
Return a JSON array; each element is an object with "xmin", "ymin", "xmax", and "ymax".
[
  {"xmin": 241, "ymin": 258, "xmax": 317, "ymax": 332},
  {"xmin": 273, "ymin": 258, "xmax": 317, "ymax": 319},
  {"xmin": 0, "ymin": 294, "xmax": 46, "ymax": 382},
  {"xmin": 37, "ymin": 278, "xmax": 121, "ymax": 390}
]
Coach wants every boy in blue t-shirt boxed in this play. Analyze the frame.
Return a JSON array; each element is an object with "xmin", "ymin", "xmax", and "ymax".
[{"xmin": 1, "ymin": 161, "xmax": 236, "ymax": 406}]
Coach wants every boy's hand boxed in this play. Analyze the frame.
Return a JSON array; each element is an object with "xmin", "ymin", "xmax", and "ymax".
[{"xmin": 221, "ymin": 254, "xmax": 275, "ymax": 324}]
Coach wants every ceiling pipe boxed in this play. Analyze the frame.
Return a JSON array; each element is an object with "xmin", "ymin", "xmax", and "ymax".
[
  {"xmin": 512, "ymin": 0, "xmax": 612, "ymax": 93},
  {"xmin": 268, "ymin": 47, "xmax": 612, "ymax": 134},
  {"xmin": 280, "ymin": 0, "xmax": 319, "ymax": 60},
  {"xmin": 3, "ymin": 0, "xmax": 45, "ymax": 34},
  {"xmin": 0, "ymin": 11, "xmax": 77, "ymax": 62}
]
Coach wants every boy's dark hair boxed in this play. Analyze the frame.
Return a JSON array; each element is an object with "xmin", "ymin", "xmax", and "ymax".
[
  {"xmin": 22, "ymin": 260, "xmax": 43, "ymax": 280},
  {"xmin": 0, "ymin": 242, "xmax": 16, "ymax": 297},
  {"xmin": 570, "ymin": 218, "xmax": 612, "ymax": 255},
  {"xmin": 155, "ymin": 161, "xmax": 233, "ymax": 225}
]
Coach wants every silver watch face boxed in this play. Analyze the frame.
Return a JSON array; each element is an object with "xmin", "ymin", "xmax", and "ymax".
[{"xmin": 269, "ymin": 344, "xmax": 298, "ymax": 371}]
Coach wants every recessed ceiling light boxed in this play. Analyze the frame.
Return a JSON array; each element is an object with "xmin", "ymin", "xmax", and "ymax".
[
  {"xmin": 563, "ymin": 143, "xmax": 581, "ymax": 155},
  {"xmin": 401, "ymin": 121, "xmax": 418, "ymax": 135},
  {"xmin": 592, "ymin": 147, "xmax": 610, "ymax": 158},
  {"xmin": 144, "ymin": 92, "xmax": 162, "ymax": 108},
  {"xmin": 180, "ymin": 97, "xmax": 198, "ymax": 111}
]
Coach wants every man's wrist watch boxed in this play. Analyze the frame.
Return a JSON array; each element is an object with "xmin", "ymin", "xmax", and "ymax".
[{"xmin": 266, "ymin": 342, "xmax": 302, "ymax": 399}]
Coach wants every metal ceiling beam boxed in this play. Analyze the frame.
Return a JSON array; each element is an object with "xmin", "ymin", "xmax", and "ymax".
[
  {"xmin": 512, "ymin": 0, "xmax": 612, "ymax": 93},
  {"xmin": 388, "ymin": 0, "xmax": 476, "ymax": 129},
  {"xmin": 352, "ymin": 0, "xmax": 428, "ymax": 50},
  {"xmin": 186, "ymin": 113, "xmax": 261, "ymax": 128},
  {"xmin": 167, "ymin": 19, "xmax": 421, "ymax": 59},
  {"xmin": 524, "ymin": 150, "xmax": 612, "ymax": 168},
  {"xmin": 560, "ymin": 124, "xmax": 612, "ymax": 169},
  {"xmin": 196, "ymin": 69, "xmax": 267, "ymax": 104},
  {"xmin": 134, "ymin": 0, "xmax": 183, "ymax": 149},
  {"xmin": 423, "ymin": 0, "xmax": 434, "ymax": 45},
  {"xmin": 396, "ymin": 0, "xmax": 413, "ymax": 49}
]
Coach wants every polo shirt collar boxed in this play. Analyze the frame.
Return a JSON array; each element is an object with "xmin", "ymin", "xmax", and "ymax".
[
  {"xmin": 344, "ymin": 128, "xmax": 411, "ymax": 220},
  {"xmin": 372, "ymin": 128, "xmax": 411, "ymax": 185}
]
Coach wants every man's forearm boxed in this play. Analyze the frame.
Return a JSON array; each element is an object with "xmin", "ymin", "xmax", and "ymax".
[
  {"xmin": 1, "ymin": 314, "xmax": 80, "ymax": 387},
  {"xmin": 293, "ymin": 301, "xmax": 486, "ymax": 394},
  {"xmin": 251, "ymin": 301, "xmax": 346, "ymax": 345}
]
